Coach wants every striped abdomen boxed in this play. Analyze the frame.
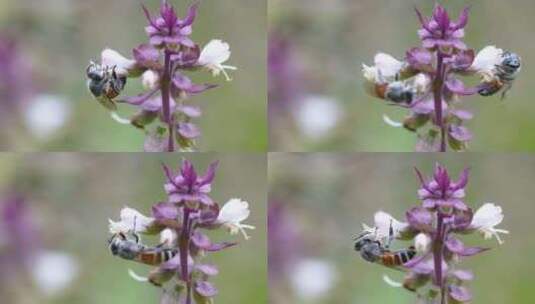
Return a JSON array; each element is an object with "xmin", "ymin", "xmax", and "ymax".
[
  {"xmin": 379, "ymin": 246, "xmax": 416, "ymax": 267},
  {"xmin": 135, "ymin": 248, "xmax": 178, "ymax": 266}
]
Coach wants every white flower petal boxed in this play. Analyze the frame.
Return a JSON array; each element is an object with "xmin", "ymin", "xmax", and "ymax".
[
  {"xmin": 383, "ymin": 274, "xmax": 403, "ymax": 288},
  {"xmin": 471, "ymin": 45, "xmax": 503, "ymax": 75},
  {"xmin": 374, "ymin": 211, "xmax": 409, "ymax": 240},
  {"xmin": 199, "ymin": 39, "xmax": 236, "ymax": 81},
  {"xmin": 108, "ymin": 207, "xmax": 155, "ymax": 234},
  {"xmin": 471, "ymin": 203, "xmax": 509, "ymax": 244},
  {"xmin": 128, "ymin": 269, "xmax": 149, "ymax": 283},
  {"xmin": 141, "ymin": 70, "xmax": 160, "ymax": 90},
  {"xmin": 414, "ymin": 233, "xmax": 431, "ymax": 253},
  {"xmin": 110, "ymin": 111, "xmax": 131, "ymax": 125},
  {"xmin": 218, "ymin": 198, "xmax": 255, "ymax": 239},
  {"xmin": 160, "ymin": 228, "xmax": 177, "ymax": 246},
  {"xmin": 374, "ymin": 53, "xmax": 404, "ymax": 80},
  {"xmin": 101, "ymin": 48, "xmax": 136, "ymax": 76},
  {"xmin": 382, "ymin": 114, "xmax": 403, "ymax": 128}
]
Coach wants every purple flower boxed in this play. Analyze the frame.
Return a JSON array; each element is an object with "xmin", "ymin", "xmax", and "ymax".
[
  {"xmin": 108, "ymin": 158, "xmax": 253, "ymax": 304},
  {"xmin": 142, "ymin": 2, "xmax": 198, "ymax": 49},
  {"xmin": 415, "ymin": 5, "xmax": 469, "ymax": 50},
  {"xmin": 86, "ymin": 1, "xmax": 236, "ymax": 152},
  {"xmin": 357, "ymin": 164, "xmax": 507, "ymax": 303},
  {"xmin": 363, "ymin": 5, "xmax": 521, "ymax": 151},
  {"xmin": 415, "ymin": 164, "xmax": 469, "ymax": 211},
  {"xmin": 163, "ymin": 159, "xmax": 218, "ymax": 205}
]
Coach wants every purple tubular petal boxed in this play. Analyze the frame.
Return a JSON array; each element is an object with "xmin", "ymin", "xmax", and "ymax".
[
  {"xmin": 414, "ymin": 7, "xmax": 433, "ymax": 33},
  {"xmin": 453, "ymin": 270, "xmax": 474, "ymax": 281},
  {"xmin": 406, "ymin": 206, "xmax": 434, "ymax": 231},
  {"xmin": 458, "ymin": 246, "xmax": 489, "ymax": 257},
  {"xmin": 451, "ymin": 110, "xmax": 473, "ymax": 120},
  {"xmin": 191, "ymin": 231, "xmax": 211, "ymax": 249},
  {"xmin": 452, "ymin": 208, "xmax": 473, "ymax": 230},
  {"xmin": 445, "ymin": 237, "xmax": 465, "ymax": 254},
  {"xmin": 204, "ymin": 241, "xmax": 237, "ymax": 252},
  {"xmin": 199, "ymin": 204, "xmax": 220, "ymax": 224},
  {"xmin": 141, "ymin": 4, "xmax": 159, "ymax": 29},
  {"xmin": 195, "ymin": 281, "xmax": 218, "ymax": 297},
  {"xmin": 161, "ymin": 255, "xmax": 180, "ymax": 271},
  {"xmin": 152, "ymin": 202, "xmax": 178, "ymax": 220},
  {"xmin": 445, "ymin": 78, "xmax": 478, "ymax": 96},
  {"xmin": 449, "ymin": 125, "xmax": 472, "ymax": 142},
  {"xmin": 195, "ymin": 264, "xmax": 219, "ymax": 276},
  {"xmin": 133, "ymin": 43, "xmax": 160, "ymax": 68},
  {"xmin": 180, "ymin": 3, "xmax": 199, "ymax": 27},
  {"xmin": 119, "ymin": 89, "xmax": 158, "ymax": 105},
  {"xmin": 180, "ymin": 159, "xmax": 197, "ymax": 186},
  {"xmin": 406, "ymin": 47, "xmax": 434, "ymax": 71},
  {"xmin": 452, "ymin": 168, "xmax": 470, "ymax": 190},
  {"xmin": 452, "ymin": 6, "xmax": 470, "ymax": 31},
  {"xmin": 449, "ymin": 285, "xmax": 472, "ymax": 302},
  {"xmin": 178, "ymin": 122, "xmax": 201, "ymax": 139},
  {"xmin": 198, "ymin": 161, "xmax": 219, "ymax": 187},
  {"xmin": 177, "ymin": 105, "xmax": 202, "ymax": 117},
  {"xmin": 162, "ymin": 163, "xmax": 179, "ymax": 188}
]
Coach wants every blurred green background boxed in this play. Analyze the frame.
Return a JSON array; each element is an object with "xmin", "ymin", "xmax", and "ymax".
[
  {"xmin": 269, "ymin": 0, "xmax": 533, "ymax": 151},
  {"xmin": 0, "ymin": 153, "xmax": 267, "ymax": 303},
  {"xmin": 268, "ymin": 153, "xmax": 534, "ymax": 303},
  {"xmin": 0, "ymin": 0, "xmax": 266, "ymax": 151}
]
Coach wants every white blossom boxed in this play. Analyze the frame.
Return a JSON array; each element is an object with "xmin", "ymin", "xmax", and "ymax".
[
  {"xmin": 362, "ymin": 211, "xmax": 409, "ymax": 241},
  {"xmin": 470, "ymin": 203, "xmax": 509, "ymax": 244},
  {"xmin": 108, "ymin": 207, "xmax": 155, "ymax": 234},
  {"xmin": 101, "ymin": 48, "xmax": 136, "ymax": 76},
  {"xmin": 362, "ymin": 52, "xmax": 405, "ymax": 84},
  {"xmin": 198, "ymin": 39, "xmax": 237, "ymax": 81},
  {"xmin": 414, "ymin": 232, "xmax": 431, "ymax": 253},
  {"xmin": 470, "ymin": 46, "xmax": 503, "ymax": 79},
  {"xmin": 141, "ymin": 70, "xmax": 160, "ymax": 90},
  {"xmin": 217, "ymin": 198, "xmax": 255, "ymax": 239}
]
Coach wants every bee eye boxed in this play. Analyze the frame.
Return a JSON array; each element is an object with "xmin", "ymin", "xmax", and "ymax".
[{"xmin": 110, "ymin": 243, "xmax": 119, "ymax": 255}]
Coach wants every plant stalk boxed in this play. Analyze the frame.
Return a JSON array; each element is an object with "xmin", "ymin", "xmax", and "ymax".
[
  {"xmin": 161, "ymin": 50, "xmax": 175, "ymax": 152},
  {"xmin": 433, "ymin": 51, "xmax": 446, "ymax": 152}
]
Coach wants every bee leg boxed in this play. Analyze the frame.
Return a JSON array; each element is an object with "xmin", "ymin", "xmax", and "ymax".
[
  {"xmin": 386, "ymin": 219, "xmax": 394, "ymax": 249},
  {"xmin": 500, "ymin": 83, "xmax": 512, "ymax": 100}
]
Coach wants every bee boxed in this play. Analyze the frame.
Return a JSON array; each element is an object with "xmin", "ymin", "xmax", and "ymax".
[
  {"xmin": 108, "ymin": 231, "xmax": 177, "ymax": 266},
  {"xmin": 354, "ymin": 224, "xmax": 416, "ymax": 268},
  {"xmin": 478, "ymin": 51, "xmax": 521, "ymax": 99},
  {"xmin": 373, "ymin": 74, "xmax": 428, "ymax": 105},
  {"xmin": 86, "ymin": 61, "xmax": 127, "ymax": 111}
]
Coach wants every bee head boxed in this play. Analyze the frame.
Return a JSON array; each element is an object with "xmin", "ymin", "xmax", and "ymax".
[
  {"xmin": 502, "ymin": 52, "xmax": 521, "ymax": 70},
  {"xmin": 354, "ymin": 234, "xmax": 374, "ymax": 251}
]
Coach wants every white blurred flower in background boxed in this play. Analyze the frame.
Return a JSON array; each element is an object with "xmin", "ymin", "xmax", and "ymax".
[
  {"xmin": 295, "ymin": 95, "xmax": 342, "ymax": 139},
  {"xmin": 291, "ymin": 258, "xmax": 338, "ymax": 301},
  {"xmin": 24, "ymin": 94, "xmax": 71, "ymax": 141},
  {"xmin": 31, "ymin": 250, "xmax": 79, "ymax": 297}
]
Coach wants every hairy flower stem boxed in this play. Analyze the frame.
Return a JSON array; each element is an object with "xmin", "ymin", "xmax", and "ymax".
[
  {"xmin": 161, "ymin": 50, "xmax": 174, "ymax": 152},
  {"xmin": 179, "ymin": 207, "xmax": 192, "ymax": 303},
  {"xmin": 433, "ymin": 51, "xmax": 446, "ymax": 152}
]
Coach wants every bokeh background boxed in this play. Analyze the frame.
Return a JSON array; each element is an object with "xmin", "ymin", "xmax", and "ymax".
[
  {"xmin": 269, "ymin": 0, "xmax": 533, "ymax": 151},
  {"xmin": 0, "ymin": 153, "xmax": 267, "ymax": 303},
  {"xmin": 0, "ymin": 0, "xmax": 266, "ymax": 151},
  {"xmin": 268, "ymin": 153, "xmax": 534, "ymax": 303}
]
